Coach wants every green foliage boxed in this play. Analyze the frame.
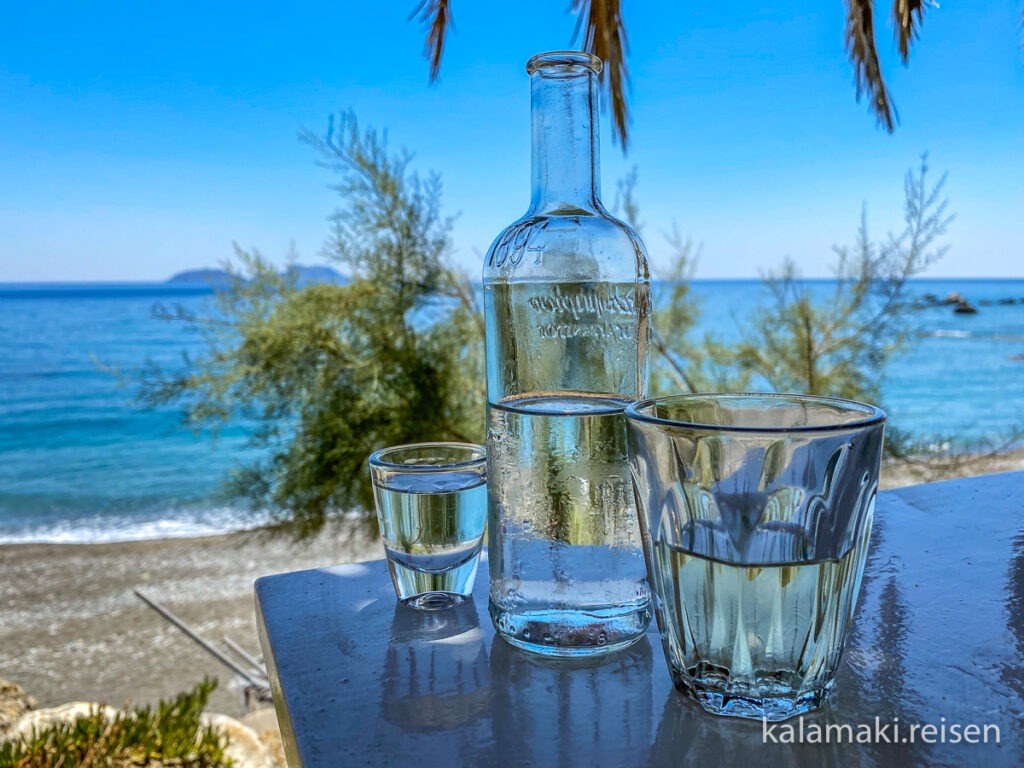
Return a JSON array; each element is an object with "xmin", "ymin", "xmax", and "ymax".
[
  {"xmin": 726, "ymin": 156, "xmax": 951, "ymax": 402},
  {"xmin": 615, "ymin": 167, "xmax": 717, "ymax": 394},
  {"xmin": 649, "ymin": 230, "xmax": 748, "ymax": 395},
  {"xmin": 648, "ymin": 156, "xmax": 951, "ymax": 413},
  {"xmin": 140, "ymin": 113, "xmax": 484, "ymax": 535},
  {"xmin": 0, "ymin": 679, "xmax": 230, "ymax": 768},
  {"xmin": 644, "ymin": 156, "xmax": 1019, "ymax": 475},
  {"xmin": 143, "ymin": 117, "xmax": 973, "ymax": 532}
]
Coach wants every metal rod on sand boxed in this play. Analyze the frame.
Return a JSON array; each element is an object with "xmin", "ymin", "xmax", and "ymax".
[{"xmin": 133, "ymin": 589, "xmax": 267, "ymax": 690}]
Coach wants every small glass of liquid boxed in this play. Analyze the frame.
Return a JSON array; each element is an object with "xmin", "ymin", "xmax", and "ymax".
[{"xmin": 369, "ymin": 442, "xmax": 487, "ymax": 610}]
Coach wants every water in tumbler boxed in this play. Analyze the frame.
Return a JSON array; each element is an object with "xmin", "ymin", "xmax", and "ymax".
[
  {"xmin": 374, "ymin": 471, "xmax": 487, "ymax": 607},
  {"xmin": 651, "ymin": 520, "xmax": 872, "ymax": 720},
  {"xmin": 487, "ymin": 393, "xmax": 651, "ymax": 655}
]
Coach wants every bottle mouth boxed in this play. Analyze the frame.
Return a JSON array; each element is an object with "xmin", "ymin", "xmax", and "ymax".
[{"xmin": 526, "ymin": 50, "xmax": 602, "ymax": 76}]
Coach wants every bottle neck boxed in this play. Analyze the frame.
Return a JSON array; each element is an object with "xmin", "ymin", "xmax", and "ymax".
[{"xmin": 529, "ymin": 66, "xmax": 600, "ymax": 214}]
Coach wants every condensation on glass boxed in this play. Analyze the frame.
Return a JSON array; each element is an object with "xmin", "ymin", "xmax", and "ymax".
[{"xmin": 483, "ymin": 50, "xmax": 652, "ymax": 656}]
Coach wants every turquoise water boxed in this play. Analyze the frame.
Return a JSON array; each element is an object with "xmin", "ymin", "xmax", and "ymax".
[
  {"xmin": 0, "ymin": 284, "xmax": 265, "ymax": 543},
  {"xmin": 688, "ymin": 279, "xmax": 1024, "ymax": 443},
  {"xmin": 1, "ymin": 279, "xmax": 1022, "ymax": 543}
]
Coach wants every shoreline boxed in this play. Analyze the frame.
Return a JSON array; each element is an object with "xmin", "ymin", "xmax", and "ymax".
[
  {"xmin": 2, "ymin": 456, "xmax": 1022, "ymax": 718},
  {"xmin": 879, "ymin": 446, "xmax": 1024, "ymax": 489},
  {"xmin": 5, "ymin": 448, "xmax": 1020, "ymax": 547}
]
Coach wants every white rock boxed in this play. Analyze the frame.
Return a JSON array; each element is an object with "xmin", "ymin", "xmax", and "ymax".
[
  {"xmin": 0, "ymin": 678, "xmax": 37, "ymax": 740},
  {"xmin": 9, "ymin": 703, "xmax": 274, "ymax": 768},
  {"xmin": 202, "ymin": 712, "xmax": 276, "ymax": 768},
  {"xmin": 12, "ymin": 702, "xmax": 121, "ymax": 740}
]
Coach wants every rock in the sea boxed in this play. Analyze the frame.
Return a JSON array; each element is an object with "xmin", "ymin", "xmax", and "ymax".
[
  {"xmin": 953, "ymin": 299, "xmax": 977, "ymax": 314},
  {"xmin": 944, "ymin": 291, "xmax": 965, "ymax": 305},
  {"xmin": 0, "ymin": 678, "xmax": 37, "ymax": 738}
]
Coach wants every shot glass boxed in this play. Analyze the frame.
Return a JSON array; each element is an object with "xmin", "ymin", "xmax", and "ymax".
[
  {"xmin": 369, "ymin": 442, "xmax": 487, "ymax": 610},
  {"xmin": 625, "ymin": 394, "xmax": 885, "ymax": 721}
]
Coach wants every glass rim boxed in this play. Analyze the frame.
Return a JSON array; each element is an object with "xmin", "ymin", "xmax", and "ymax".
[
  {"xmin": 368, "ymin": 441, "xmax": 486, "ymax": 472},
  {"xmin": 526, "ymin": 50, "xmax": 603, "ymax": 76},
  {"xmin": 624, "ymin": 393, "xmax": 886, "ymax": 434}
]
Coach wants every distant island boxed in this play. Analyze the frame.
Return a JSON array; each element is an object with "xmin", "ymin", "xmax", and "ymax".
[
  {"xmin": 167, "ymin": 264, "xmax": 347, "ymax": 287},
  {"xmin": 166, "ymin": 268, "xmax": 234, "ymax": 286}
]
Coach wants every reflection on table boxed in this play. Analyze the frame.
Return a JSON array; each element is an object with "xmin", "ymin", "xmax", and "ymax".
[
  {"xmin": 381, "ymin": 600, "xmax": 490, "ymax": 733},
  {"xmin": 490, "ymin": 635, "xmax": 654, "ymax": 767}
]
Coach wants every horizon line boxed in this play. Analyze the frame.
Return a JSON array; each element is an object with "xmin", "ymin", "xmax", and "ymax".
[{"xmin": 2, "ymin": 275, "xmax": 1023, "ymax": 286}]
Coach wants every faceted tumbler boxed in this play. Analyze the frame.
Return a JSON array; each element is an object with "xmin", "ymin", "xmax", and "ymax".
[{"xmin": 625, "ymin": 394, "xmax": 885, "ymax": 721}]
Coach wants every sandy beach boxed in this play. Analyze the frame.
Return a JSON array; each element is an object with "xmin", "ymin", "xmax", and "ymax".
[
  {"xmin": 2, "ymin": 455, "xmax": 1022, "ymax": 721},
  {"xmin": 879, "ymin": 447, "xmax": 1024, "ymax": 489},
  {"xmin": 0, "ymin": 524, "xmax": 382, "ymax": 717}
]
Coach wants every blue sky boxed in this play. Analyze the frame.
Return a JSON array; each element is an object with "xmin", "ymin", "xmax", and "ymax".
[{"xmin": 0, "ymin": 1, "xmax": 1021, "ymax": 281}]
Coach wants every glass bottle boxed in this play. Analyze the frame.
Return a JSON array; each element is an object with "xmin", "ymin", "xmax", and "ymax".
[{"xmin": 483, "ymin": 51, "xmax": 652, "ymax": 657}]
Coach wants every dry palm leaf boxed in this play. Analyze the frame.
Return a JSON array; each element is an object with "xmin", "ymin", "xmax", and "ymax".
[
  {"xmin": 410, "ymin": 1, "xmax": 945, "ymax": 145},
  {"xmin": 892, "ymin": 0, "xmax": 927, "ymax": 61},
  {"xmin": 411, "ymin": 0, "xmax": 453, "ymax": 82},
  {"xmin": 572, "ymin": 0, "xmax": 631, "ymax": 150},
  {"xmin": 845, "ymin": 0, "xmax": 896, "ymax": 131}
]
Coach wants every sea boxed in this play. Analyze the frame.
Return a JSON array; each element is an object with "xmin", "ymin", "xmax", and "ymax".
[{"xmin": 2, "ymin": 278, "xmax": 1022, "ymax": 544}]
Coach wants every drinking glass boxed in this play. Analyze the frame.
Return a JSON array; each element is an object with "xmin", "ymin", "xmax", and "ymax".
[
  {"xmin": 625, "ymin": 394, "xmax": 885, "ymax": 721},
  {"xmin": 369, "ymin": 442, "xmax": 487, "ymax": 610}
]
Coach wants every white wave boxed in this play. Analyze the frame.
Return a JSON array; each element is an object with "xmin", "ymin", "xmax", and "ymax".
[
  {"xmin": 0, "ymin": 506, "xmax": 274, "ymax": 545},
  {"xmin": 921, "ymin": 329, "xmax": 1024, "ymax": 342}
]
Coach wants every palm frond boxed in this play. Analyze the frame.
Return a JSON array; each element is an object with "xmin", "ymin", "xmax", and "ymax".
[
  {"xmin": 892, "ymin": 0, "xmax": 927, "ymax": 62},
  {"xmin": 410, "ymin": 0, "xmax": 453, "ymax": 82},
  {"xmin": 845, "ymin": 0, "xmax": 896, "ymax": 132},
  {"xmin": 572, "ymin": 0, "xmax": 631, "ymax": 149}
]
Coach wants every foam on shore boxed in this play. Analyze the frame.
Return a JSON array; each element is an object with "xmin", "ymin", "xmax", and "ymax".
[{"xmin": 0, "ymin": 506, "xmax": 274, "ymax": 545}]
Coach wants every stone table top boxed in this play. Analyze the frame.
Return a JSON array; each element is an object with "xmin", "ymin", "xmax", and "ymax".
[{"xmin": 255, "ymin": 471, "xmax": 1024, "ymax": 767}]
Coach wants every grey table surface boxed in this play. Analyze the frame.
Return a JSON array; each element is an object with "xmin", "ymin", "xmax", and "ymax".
[{"xmin": 255, "ymin": 471, "xmax": 1024, "ymax": 767}]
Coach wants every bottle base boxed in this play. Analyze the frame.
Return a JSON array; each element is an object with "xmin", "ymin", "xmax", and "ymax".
[{"xmin": 489, "ymin": 602, "xmax": 651, "ymax": 658}]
